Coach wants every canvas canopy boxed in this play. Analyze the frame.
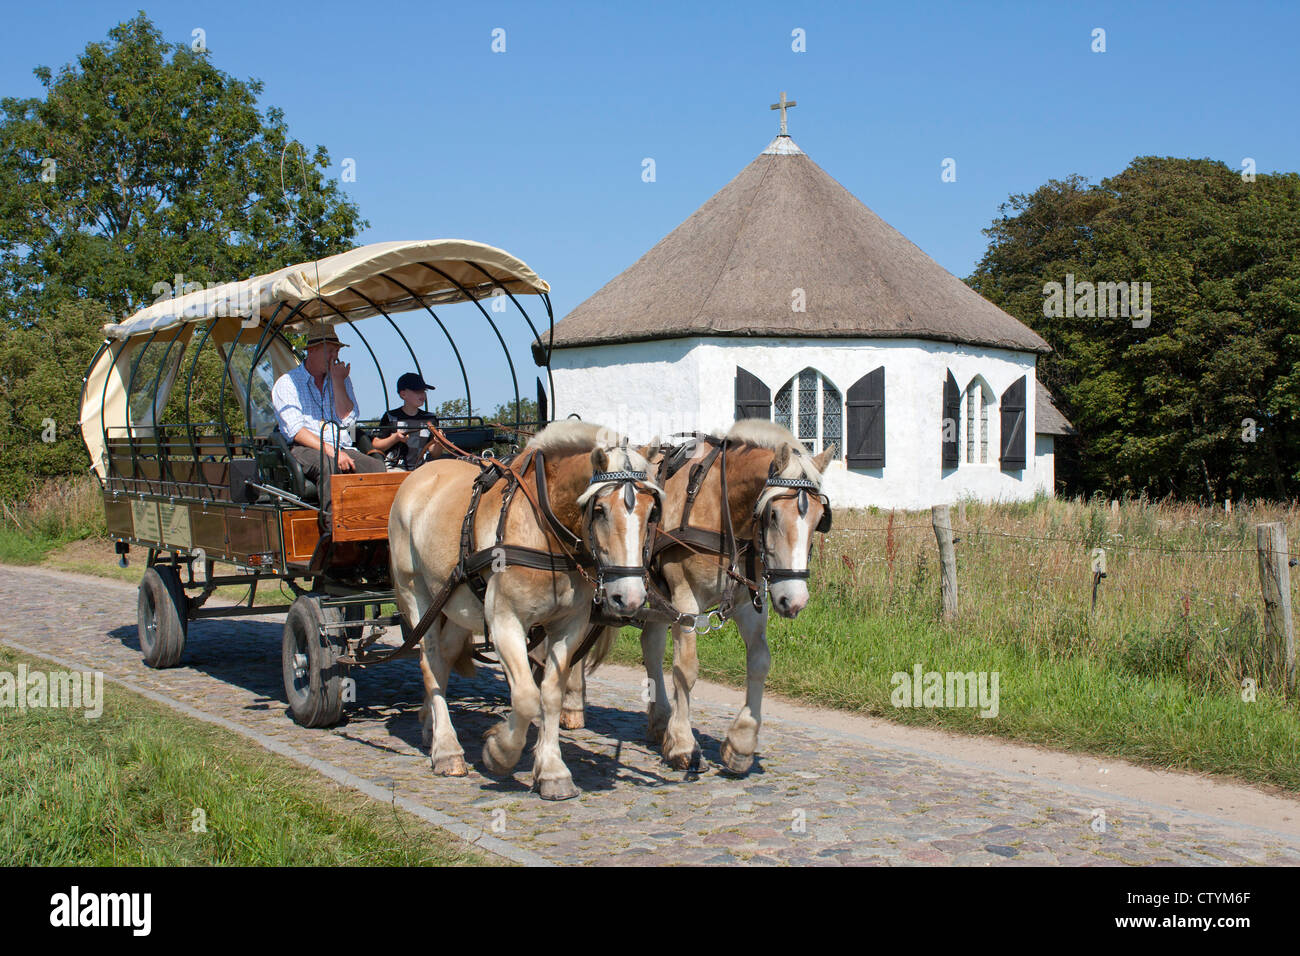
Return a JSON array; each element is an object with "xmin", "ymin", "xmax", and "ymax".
[
  {"xmin": 103, "ymin": 239, "xmax": 550, "ymax": 340},
  {"xmin": 83, "ymin": 239, "xmax": 551, "ymax": 478}
]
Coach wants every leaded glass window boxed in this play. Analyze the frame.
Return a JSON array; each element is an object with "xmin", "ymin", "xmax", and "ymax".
[
  {"xmin": 798, "ymin": 368, "xmax": 817, "ymax": 442},
  {"xmin": 823, "ymin": 378, "xmax": 842, "ymax": 456},
  {"xmin": 979, "ymin": 397, "xmax": 989, "ymax": 463},
  {"xmin": 774, "ymin": 383, "xmax": 793, "ymax": 431},
  {"xmin": 771, "ymin": 367, "xmax": 842, "ymax": 459},
  {"xmin": 963, "ymin": 379, "xmax": 993, "ymax": 465},
  {"xmin": 965, "ymin": 390, "xmax": 975, "ymax": 463}
]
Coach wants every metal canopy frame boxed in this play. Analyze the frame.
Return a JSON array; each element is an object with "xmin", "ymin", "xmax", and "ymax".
[{"xmin": 81, "ymin": 251, "xmax": 557, "ymax": 506}]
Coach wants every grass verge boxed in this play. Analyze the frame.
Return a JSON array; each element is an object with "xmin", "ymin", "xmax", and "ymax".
[
  {"xmin": 609, "ymin": 598, "xmax": 1300, "ymax": 793},
  {"xmin": 0, "ymin": 645, "xmax": 489, "ymax": 866}
]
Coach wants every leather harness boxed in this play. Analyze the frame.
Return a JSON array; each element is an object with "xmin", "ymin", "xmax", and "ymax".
[
  {"xmin": 592, "ymin": 433, "xmax": 833, "ymax": 634},
  {"xmin": 357, "ymin": 429, "xmax": 661, "ymax": 671},
  {"xmin": 357, "ymin": 429, "xmax": 831, "ymax": 680}
]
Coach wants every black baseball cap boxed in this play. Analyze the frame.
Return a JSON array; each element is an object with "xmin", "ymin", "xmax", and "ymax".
[{"xmin": 396, "ymin": 372, "xmax": 435, "ymax": 393}]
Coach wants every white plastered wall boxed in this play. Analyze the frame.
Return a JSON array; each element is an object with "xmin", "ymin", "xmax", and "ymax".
[{"xmin": 550, "ymin": 335, "xmax": 1047, "ymax": 511}]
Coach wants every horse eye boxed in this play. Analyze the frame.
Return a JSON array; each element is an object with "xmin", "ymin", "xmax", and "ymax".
[{"xmin": 593, "ymin": 504, "xmax": 606, "ymax": 518}]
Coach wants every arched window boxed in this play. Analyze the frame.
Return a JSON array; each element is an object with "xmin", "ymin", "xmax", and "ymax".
[
  {"xmin": 774, "ymin": 368, "xmax": 842, "ymax": 457},
  {"xmin": 963, "ymin": 378, "xmax": 994, "ymax": 464}
]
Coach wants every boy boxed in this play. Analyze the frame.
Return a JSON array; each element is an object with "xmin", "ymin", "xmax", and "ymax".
[{"xmin": 374, "ymin": 372, "xmax": 438, "ymax": 470}]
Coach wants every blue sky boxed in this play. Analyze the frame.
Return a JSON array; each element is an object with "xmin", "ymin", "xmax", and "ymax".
[{"xmin": 4, "ymin": 1, "xmax": 1298, "ymax": 415}]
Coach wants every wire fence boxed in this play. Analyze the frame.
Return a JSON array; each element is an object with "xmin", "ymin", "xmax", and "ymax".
[{"xmin": 808, "ymin": 503, "xmax": 1299, "ymax": 699}]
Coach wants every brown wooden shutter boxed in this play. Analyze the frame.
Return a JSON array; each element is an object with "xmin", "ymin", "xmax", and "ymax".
[
  {"xmin": 942, "ymin": 371, "xmax": 960, "ymax": 468},
  {"xmin": 735, "ymin": 367, "xmax": 771, "ymax": 420},
  {"xmin": 846, "ymin": 366, "xmax": 885, "ymax": 468},
  {"xmin": 1000, "ymin": 375, "xmax": 1027, "ymax": 471}
]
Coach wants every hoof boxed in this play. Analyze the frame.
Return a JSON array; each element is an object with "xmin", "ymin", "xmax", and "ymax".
[
  {"xmin": 480, "ymin": 725, "xmax": 516, "ymax": 776},
  {"xmin": 432, "ymin": 753, "xmax": 468, "ymax": 777},
  {"xmin": 536, "ymin": 775, "xmax": 580, "ymax": 801},
  {"xmin": 559, "ymin": 708, "xmax": 585, "ymax": 730},
  {"xmin": 663, "ymin": 739, "xmax": 699, "ymax": 771},
  {"xmin": 719, "ymin": 739, "xmax": 754, "ymax": 775}
]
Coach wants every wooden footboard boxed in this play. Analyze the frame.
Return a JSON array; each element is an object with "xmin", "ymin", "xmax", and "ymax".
[{"xmin": 331, "ymin": 471, "xmax": 410, "ymax": 542}]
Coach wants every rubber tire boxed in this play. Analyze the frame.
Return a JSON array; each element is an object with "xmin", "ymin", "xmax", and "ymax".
[
  {"xmin": 282, "ymin": 594, "xmax": 349, "ymax": 728},
  {"xmin": 138, "ymin": 565, "xmax": 189, "ymax": 668}
]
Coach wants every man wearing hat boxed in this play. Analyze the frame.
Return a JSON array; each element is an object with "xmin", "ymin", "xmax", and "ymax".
[
  {"xmin": 375, "ymin": 372, "xmax": 438, "ymax": 470},
  {"xmin": 271, "ymin": 322, "xmax": 385, "ymax": 532}
]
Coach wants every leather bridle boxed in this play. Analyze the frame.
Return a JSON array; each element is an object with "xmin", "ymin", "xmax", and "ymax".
[
  {"xmin": 632, "ymin": 437, "xmax": 833, "ymax": 624},
  {"xmin": 752, "ymin": 474, "xmax": 833, "ymax": 589},
  {"xmin": 579, "ymin": 468, "xmax": 663, "ymax": 601}
]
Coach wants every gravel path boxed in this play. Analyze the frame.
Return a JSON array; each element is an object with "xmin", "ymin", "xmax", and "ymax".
[{"xmin": 3, "ymin": 564, "xmax": 1298, "ymax": 866}]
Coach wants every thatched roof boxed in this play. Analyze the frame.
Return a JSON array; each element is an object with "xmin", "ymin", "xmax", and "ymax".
[
  {"xmin": 546, "ymin": 135, "xmax": 1049, "ymax": 356},
  {"xmin": 1036, "ymin": 386, "xmax": 1075, "ymax": 436}
]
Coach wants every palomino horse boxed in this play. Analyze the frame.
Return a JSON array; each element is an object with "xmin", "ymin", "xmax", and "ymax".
[
  {"xmin": 388, "ymin": 421, "xmax": 661, "ymax": 800},
  {"xmin": 562, "ymin": 419, "xmax": 832, "ymax": 774}
]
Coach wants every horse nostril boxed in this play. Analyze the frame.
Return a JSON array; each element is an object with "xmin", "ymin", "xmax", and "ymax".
[{"xmin": 609, "ymin": 592, "xmax": 626, "ymax": 609}]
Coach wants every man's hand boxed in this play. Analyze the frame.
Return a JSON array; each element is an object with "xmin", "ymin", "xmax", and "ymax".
[
  {"xmin": 336, "ymin": 450, "xmax": 356, "ymax": 473},
  {"xmin": 330, "ymin": 358, "xmax": 351, "ymax": 382}
]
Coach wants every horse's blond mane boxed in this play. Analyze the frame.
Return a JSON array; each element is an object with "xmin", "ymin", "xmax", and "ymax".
[
  {"xmin": 526, "ymin": 420, "xmax": 654, "ymax": 477},
  {"xmin": 725, "ymin": 419, "xmax": 825, "ymax": 483},
  {"xmin": 525, "ymin": 420, "xmax": 611, "ymax": 453}
]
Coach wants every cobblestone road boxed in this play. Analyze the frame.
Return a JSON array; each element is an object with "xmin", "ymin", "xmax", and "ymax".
[{"xmin": 3, "ymin": 565, "xmax": 1298, "ymax": 866}]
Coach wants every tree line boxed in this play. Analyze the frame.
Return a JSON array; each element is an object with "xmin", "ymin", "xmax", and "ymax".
[{"xmin": 967, "ymin": 158, "xmax": 1300, "ymax": 501}]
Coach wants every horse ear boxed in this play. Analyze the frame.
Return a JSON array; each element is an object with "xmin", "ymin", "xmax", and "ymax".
[
  {"xmin": 591, "ymin": 446, "xmax": 609, "ymax": 473},
  {"xmin": 772, "ymin": 444, "xmax": 791, "ymax": 473},
  {"xmin": 637, "ymin": 436, "xmax": 663, "ymax": 462},
  {"xmin": 812, "ymin": 444, "xmax": 836, "ymax": 473}
]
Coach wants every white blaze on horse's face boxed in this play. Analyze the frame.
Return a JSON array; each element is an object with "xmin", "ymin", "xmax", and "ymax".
[
  {"xmin": 579, "ymin": 440, "xmax": 660, "ymax": 615},
  {"xmin": 763, "ymin": 494, "xmax": 822, "ymax": 619},
  {"xmin": 586, "ymin": 483, "xmax": 654, "ymax": 613}
]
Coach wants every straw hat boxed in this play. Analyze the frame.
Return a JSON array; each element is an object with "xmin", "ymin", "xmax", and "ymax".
[{"xmin": 303, "ymin": 322, "xmax": 348, "ymax": 349}]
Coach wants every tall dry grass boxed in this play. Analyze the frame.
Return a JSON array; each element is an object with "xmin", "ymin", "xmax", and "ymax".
[
  {"xmin": 0, "ymin": 476, "xmax": 106, "ymax": 562},
  {"xmin": 817, "ymin": 494, "xmax": 1298, "ymax": 698}
]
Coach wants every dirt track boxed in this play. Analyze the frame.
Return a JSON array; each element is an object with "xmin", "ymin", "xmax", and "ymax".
[{"xmin": 3, "ymin": 564, "xmax": 1298, "ymax": 866}]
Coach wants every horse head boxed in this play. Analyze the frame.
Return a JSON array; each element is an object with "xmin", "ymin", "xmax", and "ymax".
[
  {"xmin": 749, "ymin": 438, "xmax": 834, "ymax": 619},
  {"xmin": 574, "ymin": 436, "xmax": 663, "ymax": 615}
]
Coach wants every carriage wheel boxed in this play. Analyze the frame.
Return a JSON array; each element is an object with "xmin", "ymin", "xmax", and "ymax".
[
  {"xmin": 282, "ymin": 594, "xmax": 349, "ymax": 728},
  {"xmin": 138, "ymin": 565, "xmax": 189, "ymax": 668}
]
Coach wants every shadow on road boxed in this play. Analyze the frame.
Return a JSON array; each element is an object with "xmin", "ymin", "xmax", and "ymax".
[{"xmin": 110, "ymin": 618, "xmax": 724, "ymax": 791}]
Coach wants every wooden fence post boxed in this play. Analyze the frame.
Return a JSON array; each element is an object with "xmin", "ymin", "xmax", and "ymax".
[
  {"xmin": 1256, "ymin": 522, "xmax": 1297, "ymax": 692},
  {"xmin": 957, "ymin": 500, "xmax": 966, "ymax": 523},
  {"xmin": 932, "ymin": 505, "xmax": 958, "ymax": 622}
]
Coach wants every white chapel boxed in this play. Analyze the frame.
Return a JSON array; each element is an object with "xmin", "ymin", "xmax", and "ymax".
[{"xmin": 541, "ymin": 102, "xmax": 1072, "ymax": 510}]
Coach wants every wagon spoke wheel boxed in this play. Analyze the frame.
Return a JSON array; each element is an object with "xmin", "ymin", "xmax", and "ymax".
[
  {"xmin": 282, "ymin": 594, "xmax": 350, "ymax": 728},
  {"xmin": 137, "ymin": 565, "xmax": 189, "ymax": 668}
]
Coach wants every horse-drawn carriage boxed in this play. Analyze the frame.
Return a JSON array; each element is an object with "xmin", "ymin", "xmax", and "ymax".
[
  {"xmin": 79, "ymin": 240, "xmax": 559, "ymax": 723},
  {"xmin": 80, "ymin": 238, "xmax": 834, "ymax": 798}
]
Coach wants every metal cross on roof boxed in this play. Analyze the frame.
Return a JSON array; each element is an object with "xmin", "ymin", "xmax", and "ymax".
[{"xmin": 770, "ymin": 91, "xmax": 797, "ymax": 136}]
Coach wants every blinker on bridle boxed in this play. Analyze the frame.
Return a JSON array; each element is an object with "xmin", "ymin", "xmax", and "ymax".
[
  {"xmin": 755, "ymin": 475, "xmax": 833, "ymax": 596},
  {"xmin": 760, "ymin": 475, "xmax": 833, "ymax": 535}
]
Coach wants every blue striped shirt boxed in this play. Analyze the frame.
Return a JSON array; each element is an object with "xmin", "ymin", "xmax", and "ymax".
[{"xmin": 272, "ymin": 364, "xmax": 360, "ymax": 450}]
